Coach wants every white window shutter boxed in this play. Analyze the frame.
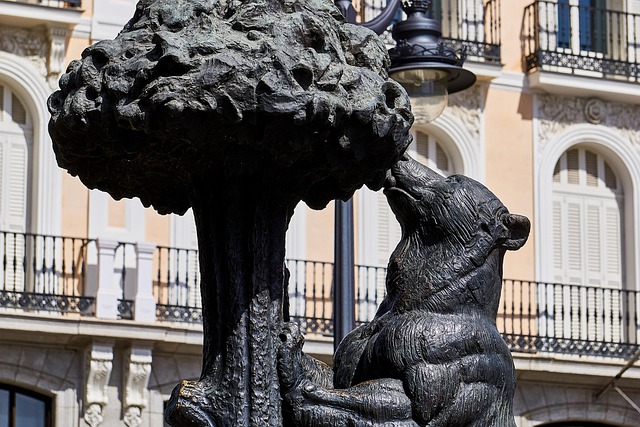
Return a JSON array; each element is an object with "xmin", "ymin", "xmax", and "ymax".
[
  {"xmin": 604, "ymin": 202, "xmax": 623, "ymax": 288},
  {"xmin": 552, "ymin": 199, "xmax": 564, "ymax": 282},
  {"xmin": 566, "ymin": 199, "xmax": 583, "ymax": 284},
  {"xmin": 0, "ymin": 140, "xmax": 3, "ymax": 219},
  {"xmin": 585, "ymin": 202, "xmax": 601, "ymax": 279},
  {"xmin": 0, "ymin": 134, "xmax": 28, "ymax": 233},
  {"xmin": 414, "ymin": 132, "xmax": 430, "ymax": 167},
  {"xmin": 6, "ymin": 135, "xmax": 28, "ymax": 232},
  {"xmin": 375, "ymin": 190, "xmax": 401, "ymax": 267}
]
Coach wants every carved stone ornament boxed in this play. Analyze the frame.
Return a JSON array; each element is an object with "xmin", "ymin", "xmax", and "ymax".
[
  {"xmin": 84, "ymin": 344, "xmax": 114, "ymax": 427},
  {"xmin": 0, "ymin": 25, "xmax": 68, "ymax": 86},
  {"xmin": 412, "ymin": 85, "xmax": 482, "ymax": 142},
  {"xmin": 584, "ymin": 98, "xmax": 606, "ymax": 125},
  {"xmin": 537, "ymin": 94, "xmax": 640, "ymax": 147},
  {"xmin": 84, "ymin": 403, "xmax": 105, "ymax": 427},
  {"xmin": 47, "ymin": 27, "xmax": 69, "ymax": 87},
  {"xmin": 277, "ymin": 155, "xmax": 530, "ymax": 426},
  {"xmin": 48, "ymin": 0, "xmax": 413, "ymax": 425},
  {"xmin": 124, "ymin": 407, "xmax": 143, "ymax": 427},
  {"xmin": 0, "ymin": 26, "xmax": 48, "ymax": 76},
  {"xmin": 123, "ymin": 348, "xmax": 152, "ymax": 427},
  {"xmin": 444, "ymin": 85, "xmax": 482, "ymax": 140}
]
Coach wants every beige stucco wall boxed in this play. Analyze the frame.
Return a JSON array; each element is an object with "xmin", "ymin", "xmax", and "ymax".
[
  {"xmin": 501, "ymin": 0, "xmax": 531, "ymax": 73},
  {"xmin": 485, "ymin": 87, "xmax": 535, "ymax": 281}
]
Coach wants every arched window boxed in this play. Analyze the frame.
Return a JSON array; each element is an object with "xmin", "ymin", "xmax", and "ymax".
[
  {"xmin": 0, "ymin": 384, "xmax": 51, "ymax": 427},
  {"xmin": 551, "ymin": 147, "xmax": 624, "ymax": 288},
  {"xmin": 414, "ymin": 130, "xmax": 455, "ymax": 177},
  {"xmin": 0, "ymin": 82, "xmax": 32, "ymax": 294},
  {"xmin": 547, "ymin": 146, "xmax": 627, "ymax": 343},
  {"xmin": 0, "ymin": 82, "xmax": 31, "ymax": 233}
]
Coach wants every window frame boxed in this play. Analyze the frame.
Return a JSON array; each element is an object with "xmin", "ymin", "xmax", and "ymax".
[{"xmin": 0, "ymin": 384, "xmax": 52, "ymax": 427}]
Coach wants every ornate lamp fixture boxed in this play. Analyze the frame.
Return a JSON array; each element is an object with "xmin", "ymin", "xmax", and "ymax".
[{"xmin": 388, "ymin": 0, "xmax": 477, "ymax": 122}]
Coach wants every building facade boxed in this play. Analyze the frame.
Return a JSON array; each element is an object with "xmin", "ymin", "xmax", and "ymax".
[{"xmin": 2, "ymin": 0, "xmax": 640, "ymax": 426}]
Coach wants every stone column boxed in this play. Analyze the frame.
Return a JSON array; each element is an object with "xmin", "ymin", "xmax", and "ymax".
[
  {"xmin": 96, "ymin": 239, "xmax": 119, "ymax": 319},
  {"xmin": 134, "ymin": 242, "xmax": 157, "ymax": 322}
]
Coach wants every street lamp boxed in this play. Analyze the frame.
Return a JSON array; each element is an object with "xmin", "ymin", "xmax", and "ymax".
[
  {"xmin": 389, "ymin": 0, "xmax": 476, "ymax": 121},
  {"xmin": 333, "ymin": 0, "xmax": 476, "ymax": 352}
]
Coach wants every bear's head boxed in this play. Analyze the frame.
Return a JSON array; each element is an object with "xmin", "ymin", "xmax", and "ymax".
[{"xmin": 381, "ymin": 155, "xmax": 530, "ymax": 314}]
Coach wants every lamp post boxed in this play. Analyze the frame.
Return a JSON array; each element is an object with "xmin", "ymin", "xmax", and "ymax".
[{"xmin": 333, "ymin": 0, "xmax": 477, "ymax": 352}]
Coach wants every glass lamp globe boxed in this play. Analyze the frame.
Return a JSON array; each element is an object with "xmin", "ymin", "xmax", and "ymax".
[{"xmin": 391, "ymin": 68, "xmax": 448, "ymax": 123}]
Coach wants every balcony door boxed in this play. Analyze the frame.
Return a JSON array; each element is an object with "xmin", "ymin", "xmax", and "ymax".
[
  {"xmin": 558, "ymin": 0, "xmax": 607, "ymax": 53},
  {"xmin": 0, "ymin": 83, "xmax": 31, "ymax": 294},
  {"xmin": 546, "ymin": 148, "xmax": 625, "ymax": 344},
  {"xmin": 427, "ymin": 0, "xmax": 484, "ymax": 43}
]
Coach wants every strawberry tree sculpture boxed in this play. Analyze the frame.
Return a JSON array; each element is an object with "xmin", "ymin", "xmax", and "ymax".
[{"xmin": 48, "ymin": 0, "xmax": 412, "ymax": 425}]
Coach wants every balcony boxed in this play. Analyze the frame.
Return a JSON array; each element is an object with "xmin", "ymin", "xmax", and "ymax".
[
  {"xmin": 360, "ymin": 0, "xmax": 501, "ymax": 73},
  {"xmin": 0, "ymin": 0, "xmax": 82, "ymax": 29},
  {"xmin": 523, "ymin": 1, "xmax": 640, "ymax": 101},
  {"xmin": 2, "ymin": 231, "xmax": 639, "ymax": 360}
]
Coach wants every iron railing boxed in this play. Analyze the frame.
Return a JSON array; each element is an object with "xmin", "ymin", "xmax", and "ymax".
[
  {"xmin": 148, "ymin": 252, "xmax": 640, "ymax": 359},
  {"xmin": 4, "ymin": 0, "xmax": 81, "ymax": 8},
  {"xmin": 286, "ymin": 260, "xmax": 387, "ymax": 336},
  {"xmin": 501, "ymin": 279, "xmax": 640, "ymax": 359},
  {"xmin": 524, "ymin": 1, "xmax": 640, "ymax": 81},
  {"xmin": 3, "ymin": 235, "xmax": 639, "ymax": 360},
  {"xmin": 154, "ymin": 245, "xmax": 202, "ymax": 323},
  {"xmin": 359, "ymin": 0, "xmax": 501, "ymax": 63},
  {"xmin": 0, "ymin": 231, "xmax": 94, "ymax": 315}
]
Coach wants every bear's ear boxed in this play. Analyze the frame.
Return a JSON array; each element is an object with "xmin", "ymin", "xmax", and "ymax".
[{"xmin": 500, "ymin": 214, "xmax": 530, "ymax": 250}]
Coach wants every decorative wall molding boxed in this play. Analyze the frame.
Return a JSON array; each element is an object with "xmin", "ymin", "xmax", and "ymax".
[
  {"xmin": 47, "ymin": 27, "xmax": 69, "ymax": 88},
  {"xmin": 446, "ymin": 85, "xmax": 482, "ymax": 144},
  {"xmin": 85, "ymin": 343, "xmax": 114, "ymax": 427},
  {"xmin": 0, "ymin": 25, "xmax": 69, "ymax": 88},
  {"xmin": 123, "ymin": 347, "xmax": 153, "ymax": 427},
  {"xmin": 414, "ymin": 84, "xmax": 485, "ymax": 182},
  {"xmin": 536, "ymin": 94, "xmax": 640, "ymax": 149},
  {"xmin": 0, "ymin": 27, "xmax": 48, "ymax": 77}
]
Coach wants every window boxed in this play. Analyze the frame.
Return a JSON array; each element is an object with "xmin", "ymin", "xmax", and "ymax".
[
  {"xmin": 0, "ymin": 384, "xmax": 51, "ymax": 427},
  {"xmin": 414, "ymin": 131, "xmax": 454, "ymax": 177},
  {"xmin": 551, "ymin": 148, "xmax": 623, "ymax": 289},
  {"xmin": 0, "ymin": 83, "xmax": 30, "ymax": 233},
  {"xmin": 0, "ymin": 83, "xmax": 32, "ymax": 294},
  {"xmin": 547, "ymin": 147, "xmax": 627, "ymax": 344},
  {"xmin": 557, "ymin": 0, "xmax": 607, "ymax": 53}
]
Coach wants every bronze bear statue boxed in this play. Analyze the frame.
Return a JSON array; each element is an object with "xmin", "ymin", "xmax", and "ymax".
[{"xmin": 278, "ymin": 155, "xmax": 530, "ymax": 427}]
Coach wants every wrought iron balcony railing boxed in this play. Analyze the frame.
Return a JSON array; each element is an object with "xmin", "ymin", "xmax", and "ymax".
[
  {"xmin": 524, "ymin": 1, "xmax": 640, "ymax": 81},
  {"xmin": 3, "ymin": 0, "xmax": 81, "ymax": 8},
  {"xmin": 149, "ymin": 256, "xmax": 640, "ymax": 359},
  {"xmin": 0, "ymin": 231, "xmax": 95, "ymax": 315},
  {"xmin": 501, "ymin": 279, "xmax": 640, "ymax": 359},
  {"xmin": 3, "ymin": 236, "xmax": 639, "ymax": 360},
  {"xmin": 154, "ymin": 245, "xmax": 202, "ymax": 323},
  {"xmin": 359, "ymin": 0, "xmax": 501, "ymax": 63}
]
